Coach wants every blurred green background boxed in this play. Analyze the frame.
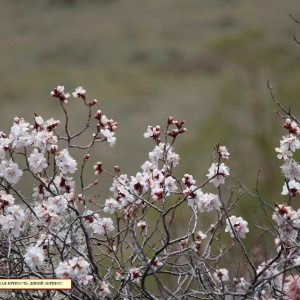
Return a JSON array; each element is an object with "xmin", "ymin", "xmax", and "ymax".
[{"xmin": 2, "ymin": 0, "xmax": 300, "ymax": 262}]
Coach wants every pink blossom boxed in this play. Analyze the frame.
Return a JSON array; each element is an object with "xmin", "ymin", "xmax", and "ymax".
[{"xmin": 56, "ymin": 231, "xmax": 71, "ymax": 247}]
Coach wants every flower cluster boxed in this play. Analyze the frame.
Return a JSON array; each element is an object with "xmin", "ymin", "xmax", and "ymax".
[
  {"xmin": 0, "ymin": 87, "xmax": 121, "ymax": 299},
  {"xmin": 0, "ymin": 190, "xmax": 25, "ymax": 237},
  {"xmin": 94, "ymin": 109, "xmax": 117, "ymax": 147},
  {"xmin": 55, "ymin": 256, "xmax": 92, "ymax": 285},
  {"xmin": 1, "ymin": 84, "xmax": 300, "ymax": 300},
  {"xmin": 276, "ymin": 118, "xmax": 300, "ymax": 198}
]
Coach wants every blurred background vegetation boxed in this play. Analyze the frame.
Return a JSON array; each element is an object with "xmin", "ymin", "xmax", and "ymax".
[{"xmin": 2, "ymin": 0, "xmax": 300, "ymax": 271}]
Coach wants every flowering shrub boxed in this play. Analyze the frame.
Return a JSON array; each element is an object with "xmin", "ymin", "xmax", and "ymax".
[{"xmin": 0, "ymin": 84, "xmax": 300, "ymax": 299}]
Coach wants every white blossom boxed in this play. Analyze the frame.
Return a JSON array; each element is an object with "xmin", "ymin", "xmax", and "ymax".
[
  {"xmin": 207, "ymin": 162, "xmax": 230, "ymax": 187},
  {"xmin": 218, "ymin": 145, "xmax": 230, "ymax": 160},
  {"xmin": 129, "ymin": 267, "xmax": 142, "ymax": 284},
  {"xmin": 51, "ymin": 86, "xmax": 70, "ymax": 103},
  {"xmin": 24, "ymin": 246, "xmax": 44, "ymax": 269},
  {"xmin": 78, "ymin": 274, "xmax": 93, "ymax": 286},
  {"xmin": 32, "ymin": 184, "xmax": 50, "ymax": 200},
  {"xmin": 281, "ymin": 180, "xmax": 300, "ymax": 198},
  {"xmin": 280, "ymin": 159, "xmax": 300, "ymax": 181},
  {"xmin": 103, "ymin": 198, "xmax": 120, "ymax": 214},
  {"xmin": 7, "ymin": 205, "xmax": 25, "ymax": 222},
  {"xmin": 31, "ymin": 130, "xmax": 58, "ymax": 153},
  {"xmin": 48, "ymin": 195, "xmax": 68, "ymax": 212},
  {"xmin": 0, "ymin": 159, "xmax": 23, "ymax": 184},
  {"xmin": 9, "ymin": 117, "xmax": 30, "ymax": 148},
  {"xmin": 150, "ymin": 258, "xmax": 163, "ymax": 271},
  {"xmin": 28, "ymin": 149, "xmax": 48, "ymax": 174},
  {"xmin": 213, "ymin": 268, "xmax": 229, "ymax": 282},
  {"xmin": 148, "ymin": 143, "xmax": 164, "ymax": 167},
  {"xmin": 0, "ymin": 137, "xmax": 11, "ymax": 159},
  {"xmin": 144, "ymin": 125, "xmax": 160, "ymax": 139},
  {"xmin": 198, "ymin": 193, "xmax": 221, "ymax": 212},
  {"xmin": 100, "ymin": 128, "xmax": 116, "ymax": 147},
  {"xmin": 99, "ymin": 281, "xmax": 111, "ymax": 298},
  {"xmin": 276, "ymin": 135, "xmax": 300, "ymax": 159},
  {"xmin": 55, "ymin": 149, "xmax": 77, "ymax": 174},
  {"xmin": 55, "ymin": 261, "xmax": 75, "ymax": 279},
  {"xmin": 183, "ymin": 186, "xmax": 203, "ymax": 207},
  {"xmin": 196, "ymin": 230, "xmax": 207, "ymax": 240},
  {"xmin": 68, "ymin": 257, "xmax": 90, "ymax": 276},
  {"xmin": 137, "ymin": 220, "xmax": 147, "ymax": 230},
  {"xmin": 182, "ymin": 174, "xmax": 196, "ymax": 187},
  {"xmin": 92, "ymin": 218, "xmax": 115, "ymax": 235},
  {"xmin": 72, "ymin": 86, "xmax": 86, "ymax": 98},
  {"xmin": 225, "ymin": 216, "xmax": 249, "ymax": 239}
]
